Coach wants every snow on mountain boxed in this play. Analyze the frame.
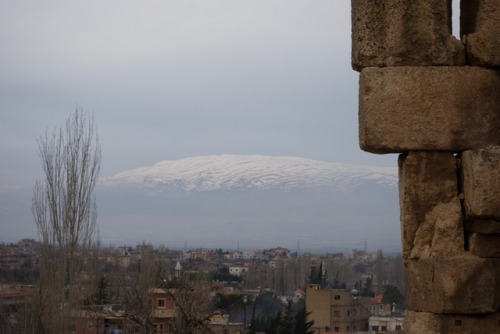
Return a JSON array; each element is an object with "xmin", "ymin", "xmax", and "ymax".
[
  {"xmin": 0, "ymin": 155, "xmax": 401, "ymax": 250},
  {"xmin": 101, "ymin": 155, "xmax": 397, "ymax": 192}
]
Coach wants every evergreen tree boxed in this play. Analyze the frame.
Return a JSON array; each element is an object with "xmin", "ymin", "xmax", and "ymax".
[
  {"xmin": 248, "ymin": 303, "xmax": 257, "ymax": 334},
  {"xmin": 278, "ymin": 299, "xmax": 295, "ymax": 334},
  {"xmin": 266, "ymin": 311, "xmax": 281, "ymax": 334},
  {"xmin": 96, "ymin": 275, "xmax": 108, "ymax": 304},
  {"xmin": 307, "ymin": 262, "xmax": 327, "ymax": 288},
  {"xmin": 361, "ymin": 276, "xmax": 375, "ymax": 297},
  {"xmin": 375, "ymin": 249, "xmax": 384, "ymax": 294},
  {"xmin": 382, "ymin": 284, "xmax": 405, "ymax": 307},
  {"xmin": 317, "ymin": 262, "xmax": 323, "ymax": 287},
  {"xmin": 331, "ymin": 271, "xmax": 343, "ymax": 289},
  {"xmin": 294, "ymin": 307, "xmax": 314, "ymax": 334}
]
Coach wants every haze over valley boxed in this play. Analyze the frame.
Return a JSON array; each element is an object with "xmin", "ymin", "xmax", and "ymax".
[{"xmin": 1, "ymin": 154, "xmax": 400, "ymax": 252}]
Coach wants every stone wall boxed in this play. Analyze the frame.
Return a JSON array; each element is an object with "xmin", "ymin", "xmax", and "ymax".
[{"xmin": 351, "ymin": 1, "xmax": 500, "ymax": 333}]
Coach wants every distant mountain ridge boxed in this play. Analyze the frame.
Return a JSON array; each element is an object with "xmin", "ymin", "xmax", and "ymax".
[
  {"xmin": 1, "ymin": 155, "xmax": 401, "ymax": 251},
  {"xmin": 101, "ymin": 154, "xmax": 397, "ymax": 192}
]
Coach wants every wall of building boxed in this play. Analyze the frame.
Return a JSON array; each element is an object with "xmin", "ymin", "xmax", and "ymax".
[
  {"xmin": 351, "ymin": 1, "xmax": 500, "ymax": 333},
  {"xmin": 306, "ymin": 284, "xmax": 370, "ymax": 333}
]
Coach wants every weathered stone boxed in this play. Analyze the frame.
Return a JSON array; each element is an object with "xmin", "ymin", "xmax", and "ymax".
[
  {"xmin": 399, "ymin": 152, "xmax": 458, "ymax": 259},
  {"xmin": 461, "ymin": 0, "xmax": 500, "ymax": 66},
  {"xmin": 405, "ymin": 310, "xmax": 500, "ymax": 334},
  {"xmin": 404, "ymin": 311, "xmax": 441, "ymax": 334},
  {"xmin": 351, "ymin": 0, "xmax": 464, "ymax": 71},
  {"xmin": 462, "ymin": 147, "xmax": 500, "ymax": 220},
  {"xmin": 406, "ymin": 256, "xmax": 499, "ymax": 313},
  {"xmin": 469, "ymin": 233, "xmax": 500, "ymax": 258},
  {"xmin": 410, "ymin": 199, "xmax": 463, "ymax": 259},
  {"xmin": 359, "ymin": 67, "xmax": 500, "ymax": 153},
  {"xmin": 465, "ymin": 219, "xmax": 500, "ymax": 234}
]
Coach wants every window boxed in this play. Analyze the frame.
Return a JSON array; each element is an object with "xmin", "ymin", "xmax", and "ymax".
[
  {"xmin": 333, "ymin": 310, "xmax": 341, "ymax": 317},
  {"xmin": 353, "ymin": 325, "xmax": 356, "ymax": 331},
  {"xmin": 454, "ymin": 319, "xmax": 462, "ymax": 326},
  {"xmin": 395, "ymin": 325, "xmax": 402, "ymax": 330},
  {"xmin": 381, "ymin": 326, "xmax": 387, "ymax": 331},
  {"xmin": 372, "ymin": 326, "xmax": 379, "ymax": 331},
  {"xmin": 347, "ymin": 310, "xmax": 350, "ymax": 316},
  {"xmin": 347, "ymin": 325, "xmax": 350, "ymax": 332},
  {"xmin": 334, "ymin": 295, "xmax": 341, "ymax": 300},
  {"xmin": 157, "ymin": 298, "xmax": 166, "ymax": 308},
  {"xmin": 334, "ymin": 327, "xmax": 340, "ymax": 332}
]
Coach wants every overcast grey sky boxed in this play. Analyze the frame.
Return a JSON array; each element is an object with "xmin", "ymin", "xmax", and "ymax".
[{"xmin": 2, "ymin": 0, "xmax": 463, "ymax": 189}]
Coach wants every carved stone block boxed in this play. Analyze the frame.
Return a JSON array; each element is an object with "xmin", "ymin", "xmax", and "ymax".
[
  {"xmin": 359, "ymin": 67, "xmax": 500, "ymax": 153},
  {"xmin": 410, "ymin": 199, "xmax": 464, "ymax": 259},
  {"xmin": 351, "ymin": 0, "xmax": 464, "ymax": 70},
  {"xmin": 462, "ymin": 146, "xmax": 500, "ymax": 220},
  {"xmin": 398, "ymin": 152, "xmax": 458, "ymax": 259},
  {"xmin": 406, "ymin": 256, "xmax": 500, "ymax": 313},
  {"xmin": 461, "ymin": 0, "xmax": 500, "ymax": 66}
]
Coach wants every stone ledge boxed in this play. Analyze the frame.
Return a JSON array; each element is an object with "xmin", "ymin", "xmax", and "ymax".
[
  {"xmin": 351, "ymin": 0, "xmax": 464, "ymax": 71},
  {"xmin": 359, "ymin": 67, "xmax": 500, "ymax": 153},
  {"xmin": 465, "ymin": 220, "xmax": 500, "ymax": 234}
]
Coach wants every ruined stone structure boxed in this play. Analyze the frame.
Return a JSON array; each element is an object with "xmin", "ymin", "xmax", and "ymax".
[{"xmin": 351, "ymin": 1, "xmax": 500, "ymax": 333}]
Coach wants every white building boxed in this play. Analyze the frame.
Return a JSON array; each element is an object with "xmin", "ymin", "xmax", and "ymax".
[
  {"xmin": 368, "ymin": 315, "xmax": 404, "ymax": 333},
  {"xmin": 229, "ymin": 264, "xmax": 248, "ymax": 277}
]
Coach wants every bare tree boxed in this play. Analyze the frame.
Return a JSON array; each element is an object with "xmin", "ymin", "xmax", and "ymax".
[
  {"xmin": 375, "ymin": 249, "xmax": 384, "ymax": 294},
  {"xmin": 113, "ymin": 243, "xmax": 159, "ymax": 333},
  {"xmin": 167, "ymin": 274, "xmax": 216, "ymax": 334},
  {"xmin": 31, "ymin": 110, "xmax": 101, "ymax": 333}
]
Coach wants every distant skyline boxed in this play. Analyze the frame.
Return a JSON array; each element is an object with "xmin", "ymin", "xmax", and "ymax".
[{"xmin": 1, "ymin": 0, "xmax": 460, "ymax": 190}]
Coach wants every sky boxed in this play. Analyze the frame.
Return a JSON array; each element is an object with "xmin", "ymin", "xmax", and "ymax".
[{"xmin": 0, "ymin": 1, "xmax": 461, "ymax": 189}]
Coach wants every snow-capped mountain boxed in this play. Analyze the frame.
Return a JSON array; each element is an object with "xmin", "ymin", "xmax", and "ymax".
[
  {"xmin": 95, "ymin": 155, "xmax": 400, "ymax": 251},
  {"xmin": 0, "ymin": 155, "xmax": 401, "ymax": 251},
  {"xmin": 101, "ymin": 155, "xmax": 397, "ymax": 192}
]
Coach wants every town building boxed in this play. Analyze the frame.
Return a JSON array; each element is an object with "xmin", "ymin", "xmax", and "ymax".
[
  {"xmin": 150, "ymin": 288, "xmax": 176, "ymax": 333},
  {"xmin": 229, "ymin": 262, "xmax": 249, "ymax": 277},
  {"xmin": 306, "ymin": 284, "xmax": 371, "ymax": 333}
]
